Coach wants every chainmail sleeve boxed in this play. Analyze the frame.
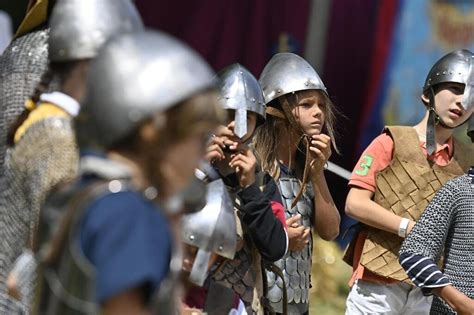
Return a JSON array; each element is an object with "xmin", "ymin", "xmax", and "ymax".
[
  {"xmin": 399, "ymin": 179, "xmax": 458, "ymax": 263},
  {"xmin": 0, "ymin": 28, "xmax": 49, "ymax": 185},
  {"xmin": 0, "ymin": 115, "xmax": 78, "ymax": 311},
  {"xmin": 399, "ymin": 174, "xmax": 474, "ymax": 314}
]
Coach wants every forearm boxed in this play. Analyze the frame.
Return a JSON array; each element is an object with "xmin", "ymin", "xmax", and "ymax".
[
  {"xmin": 345, "ymin": 187, "xmax": 412, "ymax": 235},
  {"xmin": 399, "ymin": 253, "xmax": 449, "ymax": 290},
  {"xmin": 311, "ymin": 172, "xmax": 340, "ymax": 241},
  {"xmin": 238, "ymin": 183, "xmax": 287, "ymax": 261},
  {"xmin": 433, "ymin": 286, "xmax": 474, "ymax": 314}
]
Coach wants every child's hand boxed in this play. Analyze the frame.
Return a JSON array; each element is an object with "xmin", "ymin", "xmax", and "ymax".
[
  {"xmin": 205, "ymin": 135, "xmax": 226, "ymax": 163},
  {"xmin": 229, "ymin": 145, "xmax": 257, "ymax": 188},
  {"xmin": 205, "ymin": 126, "xmax": 240, "ymax": 163},
  {"xmin": 309, "ymin": 134, "xmax": 332, "ymax": 175},
  {"xmin": 286, "ymin": 215, "xmax": 311, "ymax": 251}
]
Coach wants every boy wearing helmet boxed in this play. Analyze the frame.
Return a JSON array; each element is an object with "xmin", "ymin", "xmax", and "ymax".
[
  {"xmin": 253, "ymin": 52, "xmax": 341, "ymax": 315},
  {"xmin": 398, "ymin": 58, "xmax": 474, "ymax": 315},
  {"xmin": 34, "ymin": 30, "xmax": 223, "ymax": 314},
  {"xmin": 344, "ymin": 50, "xmax": 474, "ymax": 314},
  {"xmin": 2, "ymin": 0, "xmax": 142, "ymax": 311},
  {"xmin": 204, "ymin": 63, "xmax": 288, "ymax": 314}
]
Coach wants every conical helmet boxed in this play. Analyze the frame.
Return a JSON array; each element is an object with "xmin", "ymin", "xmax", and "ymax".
[
  {"xmin": 77, "ymin": 30, "xmax": 215, "ymax": 149},
  {"xmin": 259, "ymin": 52, "xmax": 327, "ymax": 105},
  {"xmin": 423, "ymin": 49, "xmax": 473, "ymax": 94},
  {"xmin": 217, "ymin": 63, "xmax": 265, "ymax": 138},
  {"xmin": 181, "ymin": 179, "xmax": 237, "ymax": 286},
  {"xmin": 49, "ymin": 0, "xmax": 143, "ymax": 61}
]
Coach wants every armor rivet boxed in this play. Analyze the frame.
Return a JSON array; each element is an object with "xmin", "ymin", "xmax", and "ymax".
[
  {"xmin": 218, "ymin": 245, "xmax": 224, "ymax": 251},
  {"xmin": 251, "ymin": 97, "xmax": 256, "ymax": 102},
  {"xmin": 108, "ymin": 180, "xmax": 122, "ymax": 193},
  {"xmin": 304, "ymin": 82, "xmax": 309, "ymax": 86},
  {"xmin": 277, "ymin": 89, "xmax": 282, "ymax": 93},
  {"xmin": 239, "ymin": 71, "xmax": 243, "ymax": 74},
  {"xmin": 442, "ymin": 71, "xmax": 446, "ymax": 74},
  {"xmin": 144, "ymin": 186, "xmax": 158, "ymax": 200},
  {"xmin": 189, "ymin": 235, "xmax": 195, "ymax": 241},
  {"xmin": 436, "ymin": 72, "xmax": 440, "ymax": 76}
]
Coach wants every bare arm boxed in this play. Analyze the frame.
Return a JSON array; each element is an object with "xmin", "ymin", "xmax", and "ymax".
[
  {"xmin": 345, "ymin": 187, "xmax": 415, "ymax": 235},
  {"xmin": 433, "ymin": 286, "xmax": 474, "ymax": 315},
  {"xmin": 310, "ymin": 171, "xmax": 340, "ymax": 241},
  {"xmin": 308, "ymin": 134, "xmax": 340, "ymax": 241}
]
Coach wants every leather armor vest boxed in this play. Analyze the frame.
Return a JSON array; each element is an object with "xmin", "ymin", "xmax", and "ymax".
[{"xmin": 360, "ymin": 126, "xmax": 473, "ymax": 282}]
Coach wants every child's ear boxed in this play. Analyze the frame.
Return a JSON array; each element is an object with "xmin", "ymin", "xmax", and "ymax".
[{"xmin": 421, "ymin": 92, "xmax": 430, "ymax": 106}]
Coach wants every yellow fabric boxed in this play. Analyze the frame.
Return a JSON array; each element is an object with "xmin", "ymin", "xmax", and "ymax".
[
  {"xmin": 24, "ymin": 99, "xmax": 37, "ymax": 111},
  {"xmin": 14, "ymin": 102, "xmax": 69, "ymax": 144},
  {"xmin": 15, "ymin": 0, "xmax": 49, "ymax": 38}
]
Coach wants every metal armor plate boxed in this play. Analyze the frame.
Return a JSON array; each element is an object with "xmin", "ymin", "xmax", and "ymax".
[
  {"xmin": 266, "ymin": 176, "xmax": 314, "ymax": 313},
  {"xmin": 213, "ymin": 234, "xmax": 263, "ymax": 315}
]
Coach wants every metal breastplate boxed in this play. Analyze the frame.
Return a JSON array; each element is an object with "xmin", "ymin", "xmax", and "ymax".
[{"xmin": 266, "ymin": 176, "xmax": 314, "ymax": 314}]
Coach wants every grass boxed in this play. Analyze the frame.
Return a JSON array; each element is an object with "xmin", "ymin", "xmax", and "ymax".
[{"xmin": 308, "ymin": 237, "xmax": 351, "ymax": 315}]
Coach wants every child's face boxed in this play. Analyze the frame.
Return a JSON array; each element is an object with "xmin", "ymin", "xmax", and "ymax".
[
  {"xmin": 291, "ymin": 90, "xmax": 326, "ymax": 136},
  {"xmin": 428, "ymin": 82, "xmax": 473, "ymax": 128},
  {"xmin": 223, "ymin": 109, "xmax": 257, "ymax": 143}
]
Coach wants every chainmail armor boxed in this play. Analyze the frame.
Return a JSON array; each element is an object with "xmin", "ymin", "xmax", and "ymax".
[
  {"xmin": 0, "ymin": 114, "xmax": 78, "ymax": 312},
  {"xmin": 400, "ymin": 174, "xmax": 474, "ymax": 314},
  {"xmin": 0, "ymin": 28, "xmax": 50, "ymax": 186}
]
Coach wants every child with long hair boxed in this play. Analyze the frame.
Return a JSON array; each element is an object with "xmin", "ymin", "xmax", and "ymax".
[{"xmin": 254, "ymin": 52, "xmax": 341, "ymax": 315}]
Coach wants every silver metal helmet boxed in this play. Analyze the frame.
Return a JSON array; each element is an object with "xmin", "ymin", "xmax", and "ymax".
[
  {"xmin": 48, "ymin": 0, "xmax": 143, "ymax": 62},
  {"xmin": 77, "ymin": 30, "xmax": 215, "ymax": 149},
  {"xmin": 181, "ymin": 179, "xmax": 237, "ymax": 286},
  {"xmin": 461, "ymin": 52, "xmax": 474, "ymax": 113},
  {"xmin": 217, "ymin": 64, "xmax": 266, "ymax": 138},
  {"xmin": 259, "ymin": 52, "xmax": 327, "ymax": 105},
  {"xmin": 423, "ymin": 50, "xmax": 474, "ymax": 155},
  {"xmin": 423, "ymin": 49, "xmax": 473, "ymax": 93},
  {"xmin": 465, "ymin": 58, "xmax": 474, "ymax": 142}
]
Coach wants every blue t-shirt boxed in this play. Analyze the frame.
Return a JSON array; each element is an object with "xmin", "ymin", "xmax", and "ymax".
[{"xmin": 79, "ymin": 190, "xmax": 172, "ymax": 303}]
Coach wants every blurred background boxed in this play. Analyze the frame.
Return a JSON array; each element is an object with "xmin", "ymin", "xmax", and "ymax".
[{"xmin": 1, "ymin": 0, "xmax": 474, "ymax": 313}]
